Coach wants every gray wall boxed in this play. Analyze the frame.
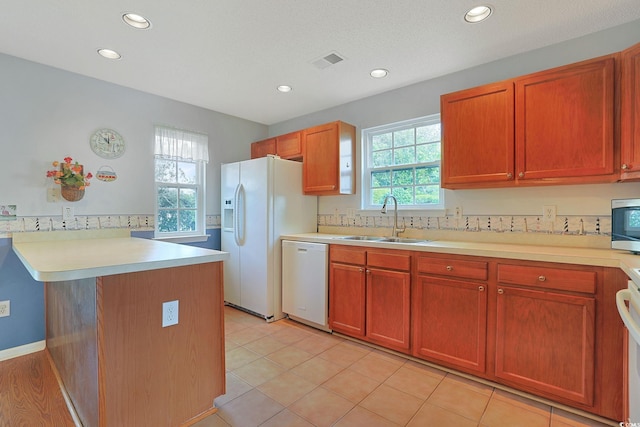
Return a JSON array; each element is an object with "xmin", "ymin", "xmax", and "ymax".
[
  {"xmin": 0, "ymin": 53, "xmax": 267, "ymax": 218},
  {"xmin": 268, "ymin": 19, "xmax": 640, "ymax": 218}
]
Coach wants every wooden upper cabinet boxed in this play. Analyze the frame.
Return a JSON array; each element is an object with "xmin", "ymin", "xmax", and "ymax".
[
  {"xmin": 302, "ymin": 121, "xmax": 356, "ymax": 195},
  {"xmin": 250, "ymin": 138, "xmax": 276, "ymax": 159},
  {"xmin": 441, "ymin": 81, "xmax": 515, "ymax": 188},
  {"xmin": 276, "ymin": 131, "xmax": 303, "ymax": 160},
  {"xmin": 441, "ymin": 54, "xmax": 617, "ymax": 189},
  {"xmin": 515, "ymin": 55, "xmax": 616, "ymax": 182},
  {"xmin": 250, "ymin": 132, "xmax": 302, "ymax": 160},
  {"xmin": 621, "ymin": 42, "xmax": 640, "ymax": 180}
]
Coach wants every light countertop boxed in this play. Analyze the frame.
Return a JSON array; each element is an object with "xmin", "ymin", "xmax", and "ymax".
[
  {"xmin": 13, "ymin": 229, "xmax": 229, "ymax": 282},
  {"xmin": 281, "ymin": 232, "xmax": 640, "ymax": 284}
]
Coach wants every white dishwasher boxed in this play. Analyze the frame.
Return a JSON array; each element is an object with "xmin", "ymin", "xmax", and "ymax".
[{"xmin": 282, "ymin": 240, "xmax": 330, "ymax": 332}]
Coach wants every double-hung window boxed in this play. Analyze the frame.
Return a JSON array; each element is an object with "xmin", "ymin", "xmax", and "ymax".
[
  {"xmin": 154, "ymin": 126, "xmax": 208, "ymax": 239},
  {"xmin": 362, "ymin": 114, "xmax": 443, "ymax": 210}
]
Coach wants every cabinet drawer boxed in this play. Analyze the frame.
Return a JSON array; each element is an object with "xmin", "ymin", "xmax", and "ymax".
[
  {"xmin": 367, "ymin": 251, "xmax": 411, "ymax": 271},
  {"xmin": 330, "ymin": 246, "xmax": 366, "ymax": 265},
  {"xmin": 417, "ymin": 256, "xmax": 488, "ymax": 281},
  {"xmin": 497, "ymin": 264, "xmax": 596, "ymax": 294}
]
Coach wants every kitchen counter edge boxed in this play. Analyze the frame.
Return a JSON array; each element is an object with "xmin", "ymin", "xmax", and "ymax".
[{"xmin": 281, "ymin": 232, "xmax": 640, "ymax": 282}]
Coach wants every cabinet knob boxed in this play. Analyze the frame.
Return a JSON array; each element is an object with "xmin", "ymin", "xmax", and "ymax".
[
  {"xmin": 622, "ymin": 163, "xmax": 630, "ymax": 170},
  {"xmin": 538, "ymin": 275, "xmax": 546, "ymax": 282},
  {"xmin": 498, "ymin": 288, "xmax": 504, "ymax": 294},
  {"xmin": 446, "ymin": 265, "xmax": 453, "ymax": 271},
  {"xmin": 478, "ymin": 286, "xmax": 485, "ymax": 292},
  {"xmin": 359, "ymin": 267, "xmax": 365, "ymax": 273},
  {"xmin": 518, "ymin": 172, "xmax": 525, "ymax": 178},
  {"xmin": 365, "ymin": 269, "xmax": 371, "ymax": 274},
  {"xmin": 506, "ymin": 172, "xmax": 513, "ymax": 179}
]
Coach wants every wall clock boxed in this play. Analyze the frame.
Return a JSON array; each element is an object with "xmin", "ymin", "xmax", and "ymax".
[{"xmin": 90, "ymin": 128, "xmax": 125, "ymax": 159}]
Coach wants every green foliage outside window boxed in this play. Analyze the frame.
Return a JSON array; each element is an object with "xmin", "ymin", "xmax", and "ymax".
[
  {"xmin": 367, "ymin": 120, "xmax": 442, "ymax": 207},
  {"xmin": 155, "ymin": 159, "xmax": 198, "ymax": 233}
]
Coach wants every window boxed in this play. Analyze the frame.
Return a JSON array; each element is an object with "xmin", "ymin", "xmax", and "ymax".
[
  {"xmin": 362, "ymin": 114, "xmax": 443, "ymax": 210},
  {"xmin": 154, "ymin": 126, "xmax": 208, "ymax": 239}
]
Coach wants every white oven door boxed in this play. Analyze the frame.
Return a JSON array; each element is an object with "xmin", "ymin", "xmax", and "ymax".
[{"xmin": 616, "ymin": 281, "xmax": 640, "ymax": 422}]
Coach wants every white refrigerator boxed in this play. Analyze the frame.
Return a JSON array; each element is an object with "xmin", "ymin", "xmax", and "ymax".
[{"xmin": 221, "ymin": 156, "xmax": 317, "ymax": 321}]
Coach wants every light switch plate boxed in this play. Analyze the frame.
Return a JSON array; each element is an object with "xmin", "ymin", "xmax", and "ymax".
[{"xmin": 62, "ymin": 206, "xmax": 75, "ymax": 221}]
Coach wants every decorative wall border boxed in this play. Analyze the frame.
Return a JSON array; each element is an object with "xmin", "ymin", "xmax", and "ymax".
[
  {"xmin": 0, "ymin": 215, "xmax": 222, "ymax": 238},
  {"xmin": 318, "ymin": 214, "xmax": 611, "ymax": 236}
]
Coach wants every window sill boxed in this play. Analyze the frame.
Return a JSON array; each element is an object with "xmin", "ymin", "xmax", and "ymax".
[{"xmin": 153, "ymin": 234, "xmax": 209, "ymax": 244}]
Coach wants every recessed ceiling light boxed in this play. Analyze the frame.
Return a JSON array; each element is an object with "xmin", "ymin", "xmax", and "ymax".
[
  {"xmin": 464, "ymin": 5, "xmax": 492, "ymax": 23},
  {"xmin": 277, "ymin": 85, "xmax": 292, "ymax": 93},
  {"xmin": 97, "ymin": 48, "xmax": 121, "ymax": 60},
  {"xmin": 122, "ymin": 13, "xmax": 151, "ymax": 29},
  {"xmin": 370, "ymin": 69, "xmax": 389, "ymax": 78}
]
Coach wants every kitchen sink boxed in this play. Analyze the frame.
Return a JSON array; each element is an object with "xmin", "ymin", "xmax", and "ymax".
[
  {"xmin": 379, "ymin": 237, "xmax": 431, "ymax": 244},
  {"xmin": 335, "ymin": 235, "xmax": 386, "ymax": 241},
  {"xmin": 335, "ymin": 236, "xmax": 431, "ymax": 244}
]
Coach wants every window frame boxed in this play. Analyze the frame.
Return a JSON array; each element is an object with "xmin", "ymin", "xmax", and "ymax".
[
  {"xmin": 153, "ymin": 129, "xmax": 207, "ymax": 241},
  {"xmin": 361, "ymin": 114, "xmax": 444, "ymax": 211}
]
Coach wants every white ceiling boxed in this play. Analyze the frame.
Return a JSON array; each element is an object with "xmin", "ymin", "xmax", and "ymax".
[{"xmin": 1, "ymin": 1, "xmax": 640, "ymax": 125}]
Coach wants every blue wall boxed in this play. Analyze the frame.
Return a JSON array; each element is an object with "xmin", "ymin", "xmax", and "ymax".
[{"xmin": 0, "ymin": 228, "xmax": 221, "ymax": 352}]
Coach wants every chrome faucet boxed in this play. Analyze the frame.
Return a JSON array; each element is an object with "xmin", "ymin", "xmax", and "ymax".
[{"xmin": 381, "ymin": 195, "xmax": 405, "ymax": 238}]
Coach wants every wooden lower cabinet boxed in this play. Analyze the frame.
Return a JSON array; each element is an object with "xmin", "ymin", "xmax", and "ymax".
[
  {"xmin": 366, "ymin": 266, "xmax": 411, "ymax": 352},
  {"xmin": 494, "ymin": 285, "xmax": 595, "ymax": 405},
  {"xmin": 327, "ymin": 244, "xmax": 625, "ymax": 421},
  {"xmin": 413, "ymin": 275, "xmax": 487, "ymax": 373},
  {"xmin": 329, "ymin": 261, "xmax": 366, "ymax": 337},
  {"xmin": 329, "ymin": 245, "xmax": 411, "ymax": 352}
]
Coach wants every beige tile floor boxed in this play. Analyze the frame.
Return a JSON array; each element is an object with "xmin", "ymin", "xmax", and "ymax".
[{"xmin": 194, "ymin": 306, "xmax": 615, "ymax": 427}]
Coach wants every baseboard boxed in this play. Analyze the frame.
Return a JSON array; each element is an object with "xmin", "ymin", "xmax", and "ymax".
[{"xmin": 0, "ymin": 340, "xmax": 46, "ymax": 361}]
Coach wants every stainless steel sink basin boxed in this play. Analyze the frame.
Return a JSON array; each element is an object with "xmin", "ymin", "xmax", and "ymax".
[
  {"xmin": 335, "ymin": 236, "xmax": 431, "ymax": 244},
  {"xmin": 379, "ymin": 237, "xmax": 431, "ymax": 244},
  {"xmin": 335, "ymin": 235, "xmax": 386, "ymax": 241}
]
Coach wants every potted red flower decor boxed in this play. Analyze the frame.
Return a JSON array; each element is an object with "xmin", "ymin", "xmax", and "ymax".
[{"xmin": 46, "ymin": 157, "xmax": 93, "ymax": 201}]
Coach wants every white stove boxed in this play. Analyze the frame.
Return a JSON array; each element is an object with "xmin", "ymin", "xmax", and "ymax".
[{"xmin": 617, "ymin": 279, "xmax": 640, "ymax": 422}]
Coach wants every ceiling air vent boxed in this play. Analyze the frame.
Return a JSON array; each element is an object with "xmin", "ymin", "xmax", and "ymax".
[{"xmin": 312, "ymin": 52, "xmax": 346, "ymax": 70}]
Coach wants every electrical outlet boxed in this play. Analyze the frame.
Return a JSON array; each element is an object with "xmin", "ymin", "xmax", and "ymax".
[
  {"xmin": 346, "ymin": 208, "xmax": 356, "ymax": 219},
  {"xmin": 62, "ymin": 206, "xmax": 75, "ymax": 221},
  {"xmin": 0, "ymin": 300, "xmax": 10, "ymax": 318},
  {"xmin": 162, "ymin": 300, "xmax": 179, "ymax": 327},
  {"xmin": 453, "ymin": 206, "xmax": 462, "ymax": 220},
  {"xmin": 542, "ymin": 205, "xmax": 557, "ymax": 223}
]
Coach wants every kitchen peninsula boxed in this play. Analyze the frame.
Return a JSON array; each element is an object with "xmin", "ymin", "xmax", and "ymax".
[{"xmin": 12, "ymin": 229, "xmax": 229, "ymax": 427}]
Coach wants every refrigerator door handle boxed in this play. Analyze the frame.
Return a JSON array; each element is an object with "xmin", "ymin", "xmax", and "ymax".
[{"xmin": 234, "ymin": 183, "xmax": 245, "ymax": 246}]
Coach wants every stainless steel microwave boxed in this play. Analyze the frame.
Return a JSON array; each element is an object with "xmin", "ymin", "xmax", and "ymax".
[{"xmin": 612, "ymin": 199, "xmax": 640, "ymax": 253}]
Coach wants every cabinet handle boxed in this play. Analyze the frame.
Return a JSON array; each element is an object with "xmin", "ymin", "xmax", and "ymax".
[
  {"xmin": 622, "ymin": 163, "xmax": 630, "ymax": 170},
  {"xmin": 478, "ymin": 286, "xmax": 485, "ymax": 292},
  {"xmin": 446, "ymin": 265, "xmax": 453, "ymax": 271},
  {"xmin": 498, "ymin": 288, "xmax": 504, "ymax": 294},
  {"xmin": 506, "ymin": 172, "xmax": 513, "ymax": 179},
  {"xmin": 518, "ymin": 172, "xmax": 525, "ymax": 178},
  {"xmin": 538, "ymin": 275, "xmax": 546, "ymax": 282}
]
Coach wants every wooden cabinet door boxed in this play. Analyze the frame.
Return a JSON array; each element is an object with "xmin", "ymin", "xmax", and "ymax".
[
  {"xmin": 302, "ymin": 121, "xmax": 355, "ymax": 195},
  {"xmin": 276, "ymin": 131, "xmax": 303, "ymax": 160},
  {"xmin": 329, "ymin": 262, "xmax": 365, "ymax": 337},
  {"xmin": 366, "ymin": 267, "xmax": 411, "ymax": 352},
  {"xmin": 250, "ymin": 138, "xmax": 276, "ymax": 159},
  {"xmin": 515, "ymin": 55, "xmax": 615, "ymax": 181},
  {"xmin": 495, "ymin": 285, "xmax": 595, "ymax": 406},
  {"xmin": 441, "ymin": 81, "xmax": 515, "ymax": 188},
  {"xmin": 621, "ymin": 43, "xmax": 640, "ymax": 179},
  {"xmin": 413, "ymin": 275, "xmax": 487, "ymax": 373}
]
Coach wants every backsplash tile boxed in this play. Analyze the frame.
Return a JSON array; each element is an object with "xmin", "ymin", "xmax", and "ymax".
[{"xmin": 318, "ymin": 213, "xmax": 610, "ymax": 237}]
